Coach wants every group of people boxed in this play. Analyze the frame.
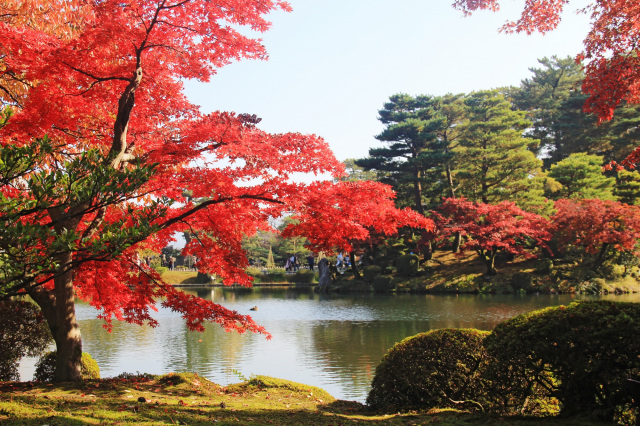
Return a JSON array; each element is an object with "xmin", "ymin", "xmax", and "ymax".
[
  {"xmin": 284, "ymin": 253, "xmax": 352, "ymax": 273},
  {"xmin": 335, "ymin": 253, "xmax": 351, "ymax": 269}
]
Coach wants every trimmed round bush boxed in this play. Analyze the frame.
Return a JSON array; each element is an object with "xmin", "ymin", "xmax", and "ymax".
[
  {"xmin": 367, "ymin": 328, "xmax": 490, "ymax": 411},
  {"xmin": 362, "ymin": 265, "xmax": 382, "ymax": 283},
  {"xmin": 396, "ymin": 254, "xmax": 419, "ymax": 277},
  {"xmin": 34, "ymin": 351, "xmax": 100, "ymax": 382},
  {"xmin": 485, "ymin": 301, "xmax": 640, "ymax": 421}
]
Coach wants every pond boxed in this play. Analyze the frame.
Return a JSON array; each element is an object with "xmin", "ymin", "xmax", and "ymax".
[{"xmin": 20, "ymin": 288, "xmax": 640, "ymax": 402}]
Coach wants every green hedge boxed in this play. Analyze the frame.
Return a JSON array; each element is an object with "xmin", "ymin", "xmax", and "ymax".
[
  {"xmin": 484, "ymin": 301, "xmax": 640, "ymax": 421},
  {"xmin": 366, "ymin": 301, "xmax": 640, "ymax": 422},
  {"xmin": 367, "ymin": 328, "xmax": 490, "ymax": 411},
  {"xmin": 287, "ymin": 269, "xmax": 315, "ymax": 284}
]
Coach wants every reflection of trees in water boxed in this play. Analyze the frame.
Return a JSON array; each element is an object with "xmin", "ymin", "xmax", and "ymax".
[
  {"xmin": 310, "ymin": 320, "xmax": 433, "ymax": 391},
  {"xmin": 74, "ymin": 290, "xmax": 640, "ymax": 393},
  {"xmin": 78, "ymin": 306, "xmax": 183, "ymax": 376}
]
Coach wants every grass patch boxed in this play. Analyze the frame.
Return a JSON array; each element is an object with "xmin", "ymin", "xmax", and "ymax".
[
  {"xmin": 160, "ymin": 270, "xmax": 198, "ymax": 285},
  {"xmin": 0, "ymin": 374, "xmax": 615, "ymax": 425}
]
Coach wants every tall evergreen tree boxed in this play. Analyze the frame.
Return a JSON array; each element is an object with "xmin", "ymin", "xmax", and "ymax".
[
  {"xmin": 356, "ymin": 94, "xmax": 433, "ymax": 214},
  {"xmin": 356, "ymin": 94, "xmax": 467, "ymax": 212},
  {"xmin": 512, "ymin": 56, "xmax": 640, "ymax": 167},
  {"xmin": 455, "ymin": 90, "xmax": 548, "ymax": 212},
  {"xmin": 418, "ymin": 94, "xmax": 467, "ymax": 202}
]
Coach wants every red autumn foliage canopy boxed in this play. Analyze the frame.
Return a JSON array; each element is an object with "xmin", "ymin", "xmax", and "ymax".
[
  {"xmin": 282, "ymin": 180, "xmax": 433, "ymax": 254},
  {"xmin": 433, "ymin": 198, "xmax": 552, "ymax": 274},
  {"xmin": 0, "ymin": 0, "xmax": 430, "ymax": 378},
  {"xmin": 551, "ymin": 199, "xmax": 640, "ymax": 267}
]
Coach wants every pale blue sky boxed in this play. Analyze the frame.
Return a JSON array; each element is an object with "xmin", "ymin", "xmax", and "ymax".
[{"xmin": 185, "ymin": 0, "xmax": 591, "ymax": 161}]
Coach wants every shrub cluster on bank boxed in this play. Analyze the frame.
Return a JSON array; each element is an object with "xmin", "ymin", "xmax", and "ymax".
[
  {"xmin": 367, "ymin": 301, "xmax": 640, "ymax": 424},
  {"xmin": 246, "ymin": 267, "xmax": 315, "ymax": 284}
]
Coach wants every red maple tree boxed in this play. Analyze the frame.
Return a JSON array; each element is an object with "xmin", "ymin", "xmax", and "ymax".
[
  {"xmin": 452, "ymin": 0, "xmax": 640, "ymax": 166},
  {"xmin": 282, "ymin": 180, "xmax": 433, "ymax": 277},
  {"xmin": 0, "ymin": 0, "xmax": 429, "ymax": 380},
  {"xmin": 433, "ymin": 198, "xmax": 552, "ymax": 275},
  {"xmin": 552, "ymin": 198, "xmax": 640, "ymax": 269}
]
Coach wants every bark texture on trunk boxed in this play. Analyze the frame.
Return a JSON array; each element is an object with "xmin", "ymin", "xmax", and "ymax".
[
  {"xmin": 53, "ymin": 251, "xmax": 83, "ymax": 382},
  {"xmin": 32, "ymin": 209, "xmax": 84, "ymax": 382}
]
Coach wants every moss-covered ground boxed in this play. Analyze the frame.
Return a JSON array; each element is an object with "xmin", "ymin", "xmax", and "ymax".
[{"xmin": 0, "ymin": 373, "xmax": 614, "ymax": 425}]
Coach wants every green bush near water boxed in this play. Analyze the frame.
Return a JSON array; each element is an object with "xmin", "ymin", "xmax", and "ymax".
[
  {"xmin": 367, "ymin": 328, "xmax": 490, "ymax": 411},
  {"xmin": 0, "ymin": 300, "xmax": 52, "ymax": 382},
  {"xmin": 372, "ymin": 275, "xmax": 394, "ymax": 292},
  {"xmin": 34, "ymin": 351, "xmax": 101, "ymax": 382},
  {"xmin": 286, "ymin": 269, "xmax": 315, "ymax": 284},
  {"xmin": 367, "ymin": 301, "xmax": 640, "ymax": 423},
  {"xmin": 485, "ymin": 301, "xmax": 640, "ymax": 421},
  {"xmin": 362, "ymin": 265, "xmax": 382, "ymax": 283}
]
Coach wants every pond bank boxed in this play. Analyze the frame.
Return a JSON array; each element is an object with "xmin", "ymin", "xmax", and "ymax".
[{"xmin": 160, "ymin": 254, "xmax": 640, "ymax": 295}]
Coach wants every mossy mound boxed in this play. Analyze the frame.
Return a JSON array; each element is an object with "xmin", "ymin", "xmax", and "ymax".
[
  {"xmin": 227, "ymin": 375, "xmax": 335, "ymax": 403},
  {"xmin": 157, "ymin": 372, "xmax": 220, "ymax": 395}
]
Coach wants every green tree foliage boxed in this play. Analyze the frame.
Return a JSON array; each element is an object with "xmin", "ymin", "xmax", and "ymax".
[
  {"xmin": 455, "ymin": 90, "xmax": 548, "ymax": 212},
  {"xmin": 242, "ymin": 218, "xmax": 311, "ymax": 269},
  {"xmin": 512, "ymin": 56, "xmax": 640, "ymax": 167},
  {"xmin": 546, "ymin": 153, "xmax": 616, "ymax": 200},
  {"xmin": 0, "ymin": 300, "xmax": 53, "ymax": 381},
  {"xmin": 241, "ymin": 230, "xmax": 278, "ymax": 268},
  {"xmin": 416, "ymin": 94, "xmax": 467, "ymax": 202},
  {"xmin": 615, "ymin": 169, "xmax": 640, "ymax": 205},
  {"xmin": 356, "ymin": 94, "xmax": 469, "ymax": 212},
  {"xmin": 484, "ymin": 301, "xmax": 640, "ymax": 421},
  {"xmin": 356, "ymin": 94, "xmax": 433, "ymax": 214},
  {"xmin": 340, "ymin": 159, "xmax": 377, "ymax": 182},
  {"xmin": 511, "ymin": 56, "xmax": 603, "ymax": 167}
]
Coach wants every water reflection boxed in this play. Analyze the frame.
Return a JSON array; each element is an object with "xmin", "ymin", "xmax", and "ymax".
[{"xmin": 69, "ymin": 289, "xmax": 640, "ymax": 402}]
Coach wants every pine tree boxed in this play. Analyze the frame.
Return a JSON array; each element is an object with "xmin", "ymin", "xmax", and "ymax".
[
  {"xmin": 547, "ymin": 153, "xmax": 616, "ymax": 200},
  {"xmin": 455, "ymin": 90, "xmax": 549, "ymax": 212}
]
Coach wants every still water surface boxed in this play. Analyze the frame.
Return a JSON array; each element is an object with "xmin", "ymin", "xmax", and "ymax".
[{"xmin": 47, "ymin": 289, "xmax": 640, "ymax": 402}]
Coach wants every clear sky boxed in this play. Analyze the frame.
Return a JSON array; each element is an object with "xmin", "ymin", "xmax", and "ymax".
[{"xmin": 185, "ymin": 0, "xmax": 592, "ymax": 162}]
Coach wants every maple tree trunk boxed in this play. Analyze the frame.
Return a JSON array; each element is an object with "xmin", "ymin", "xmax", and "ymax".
[
  {"xmin": 36, "ymin": 210, "xmax": 84, "ymax": 382},
  {"xmin": 452, "ymin": 232, "xmax": 462, "ymax": 253},
  {"xmin": 593, "ymin": 243, "xmax": 610, "ymax": 270},
  {"xmin": 483, "ymin": 251, "xmax": 498, "ymax": 275},
  {"xmin": 28, "ymin": 252, "xmax": 83, "ymax": 382},
  {"xmin": 423, "ymin": 240, "xmax": 433, "ymax": 261},
  {"xmin": 52, "ymin": 251, "xmax": 83, "ymax": 381}
]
